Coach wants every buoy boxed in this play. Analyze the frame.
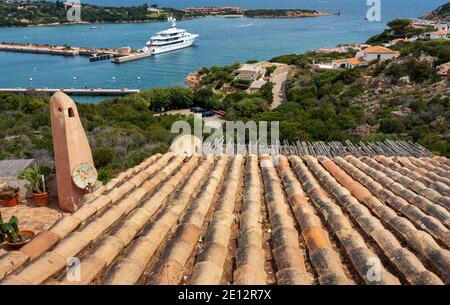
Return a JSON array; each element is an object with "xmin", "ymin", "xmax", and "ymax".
[
  {"xmin": 29, "ymin": 77, "xmax": 33, "ymax": 81},
  {"xmin": 137, "ymin": 76, "xmax": 141, "ymax": 80},
  {"xmin": 33, "ymin": 67, "xmax": 37, "ymax": 71},
  {"xmin": 73, "ymin": 76, "xmax": 77, "ymax": 80},
  {"xmin": 112, "ymin": 76, "xmax": 116, "ymax": 81}
]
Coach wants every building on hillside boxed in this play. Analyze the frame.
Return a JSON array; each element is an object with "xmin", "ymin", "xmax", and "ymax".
[
  {"xmin": 356, "ymin": 46, "xmax": 401, "ymax": 61},
  {"xmin": 332, "ymin": 57, "xmax": 367, "ymax": 69},
  {"xmin": 434, "ymin": 22, "xmax": 449, "ymax": 32},
  {"xmin": 419, "ymin": 30, "xmax": 450, "ymax": 40},
  {"xmin": 235, "ymin": 64, "xmax": 264, "ymax": 80},
  {"xmin": 147, "ymin": 7, "xmax": 162, "ymax": 14},
  {"xmin": 329, "ymin": 45, "xmax": 400, "ymax": 70}
]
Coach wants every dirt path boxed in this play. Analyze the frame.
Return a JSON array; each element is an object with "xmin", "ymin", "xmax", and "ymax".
[{"xmin": 271, "ymin": 70, "xmax": 288, "ymax": 109}]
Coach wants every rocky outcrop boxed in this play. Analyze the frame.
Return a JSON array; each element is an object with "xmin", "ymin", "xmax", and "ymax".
[
  {"xmin": 421, "ymin": 3, "xmax": 450, "ymax": 21},
  {"xmin": 437, "ymin": 62, "xmax": 450, "ymax": 76},
  {"xmin": 353, "ymin": 123, "xmax": 379, "ymax": 138},
  {"xmin": 185, "ymin": 70, "xmax": 202, "ymax": 89},
  {"xmin": 398, "ymin": 76, "xmax": 411, "ymax": 86},
  {"xmin": 419, "ymin": 54, "xmax": 438, "ymax": 64}
]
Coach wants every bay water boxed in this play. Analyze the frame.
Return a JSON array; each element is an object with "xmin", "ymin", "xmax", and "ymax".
[{"xmin": 0, "ymin": 0, "xmax": 447, "ymax": 103}]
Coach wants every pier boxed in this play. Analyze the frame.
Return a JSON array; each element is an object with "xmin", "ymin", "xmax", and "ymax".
[
  {"xmin": 0, "ymin": 88, "xmax": 140, "ymax": 96},
  {"xmin": 89, "ymin": 53, "xmax": 114, "ymax": 62},
  {"xmin": 112, "ymin": 51, "xmax": 152, "ymax": 64},
  {"xmin": 0, "ymin": 43, "xmax": 149, "ymax": 64},
  {"xmin": 0, "ymin": 43, "xmax": 80, "ymax": 56}
]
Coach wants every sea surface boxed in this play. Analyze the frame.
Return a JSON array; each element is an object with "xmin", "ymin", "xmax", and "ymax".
[{"xmin": 0, "ymin": 0, "xmax": 447, "ymax": 103}]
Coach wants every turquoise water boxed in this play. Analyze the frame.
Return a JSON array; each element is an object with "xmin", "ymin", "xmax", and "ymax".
[{"xmin": 0, "ymin": 0, "xmax": 447, "ymax": 103}]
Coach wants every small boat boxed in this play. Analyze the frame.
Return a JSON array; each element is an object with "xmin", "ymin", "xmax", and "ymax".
[{"xmin": 237, "ymin": 23, "xmax": 253, "ymax": 28}]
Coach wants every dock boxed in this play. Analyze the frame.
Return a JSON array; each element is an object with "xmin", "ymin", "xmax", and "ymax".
[
  {"xmin": 0, "ymin": 43, "xmax": 80, "ymax": 56},
  {"xmin": 89, "ymin": 53, "xmax": 114, "ymax": 62},
  {"xmin": 0, "ymin": 88, "xmax": 140, "ymax": 96},
  {"xmin": 112, "ymin": 52, "xmax": 152, "ymax": 64},
  {"xmin": 0, "ymin": 43, "xmax": 150, "ymax": 64}
]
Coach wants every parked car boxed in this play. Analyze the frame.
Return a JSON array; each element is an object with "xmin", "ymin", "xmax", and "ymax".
[
  {"xmin": 191, "ymin": 106, "xmax": 207, "ymax": 113},
  {"xmin": 202, "ymin": 111, "xmax": 214, "ymax": 118}
]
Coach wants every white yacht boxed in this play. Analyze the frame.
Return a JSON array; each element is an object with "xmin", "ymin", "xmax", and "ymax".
[{"xmin": 145, "ymin": 17, "xmax": 199, "ymax": 55}]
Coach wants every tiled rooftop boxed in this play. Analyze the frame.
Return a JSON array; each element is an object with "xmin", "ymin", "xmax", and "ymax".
[{"xmin": 0, "ymin": 152, "xmax": 449, "ymax": 285}]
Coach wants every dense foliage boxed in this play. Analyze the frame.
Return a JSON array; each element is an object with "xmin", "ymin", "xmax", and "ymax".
[
  {"xmin": 0, "ymin": 1, "xmax": 200, "ymax": 26},
  {"xmin": 270, "ymin": 50, "xmax": 356, "ymax": 68},
  {"xmin": 366, "ymin": 19, "xmax": 432, "ymax": 44},
  {"xmin": 244, "ymin": 9, "xmax": 319, "ymax": 18},
  {"xmin": 0, "ymin": 91, "xmax": 189, "ymax": 182}
]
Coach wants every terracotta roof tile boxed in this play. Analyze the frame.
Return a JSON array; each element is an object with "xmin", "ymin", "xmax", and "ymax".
[
  {"xmin": 363, "ymin": 45, "xmax": 398, "ymax": 54},
  {"xmin": 0, "ymin": 153, "xmax": 449, "ymax": 285},
  {"xmin": 333, "ymin": 57, "xmax": 367, "ymax": 65}
]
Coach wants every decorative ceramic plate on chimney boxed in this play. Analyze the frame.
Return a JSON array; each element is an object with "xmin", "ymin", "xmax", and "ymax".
[{"xmin": 72, "ymin": 163, "xmax": 98, "ymax": 189}]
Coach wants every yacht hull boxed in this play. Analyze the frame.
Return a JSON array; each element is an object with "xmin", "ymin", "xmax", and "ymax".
[{"xmin": 151, "ymin": 38, "xmax": 197, "ymax": 55}]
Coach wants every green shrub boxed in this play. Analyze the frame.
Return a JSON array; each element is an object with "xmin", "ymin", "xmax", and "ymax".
[
  {"xmin": 97, "ymin": 168, "xmax": 115, "ymax": 184},
  {"xmin": 385, "ymin": 62, "xmax": 405, "ymax": 79},
  {"xmin": 227, "ymin": 97, "xmax": 269, "ymax": 120},
  {"xmin": 94, "ymin": 147, "xmax": 115, "ymax": 168},
  {"xmin": 231, "ymin": 79, "xmax": 252, "ymax": 90},
  {"xmin": 404, "ymin": 58, "xmax": 434, "ymax": 83},
  {"xmin": 266, "ymin": 66, "xmax": 277, "ymax": 75}
]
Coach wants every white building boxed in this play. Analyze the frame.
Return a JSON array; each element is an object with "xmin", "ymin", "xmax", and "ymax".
[
  {"xmin": 147, "ymin": 7, "xmax": 162, "ymax": 14},
  {"xmin": 235, "ymin": 64, "xmax": 264, "ymax": 80},
  {"xmin": 332, "ymin": 57, "xmax": 367, "ymax": 69},
  {"xmin": 435, "ymin": 22, "xmax": 449, "ymax": 32},
  {"xmin": 356, "ymin": 46, "xmax": 400, "ymax": 61},
  {"xmin": 420, "ymin": 30, "xmax": 450, "ymax": 40},
  {"xmin": 330, "ymin": 45, "xmax": 400, "ymax": 69}
]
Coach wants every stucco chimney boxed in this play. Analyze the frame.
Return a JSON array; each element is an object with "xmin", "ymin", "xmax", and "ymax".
[{"xmin": 50, "ymin": 92, "xmax": 94, "ymax": 212}]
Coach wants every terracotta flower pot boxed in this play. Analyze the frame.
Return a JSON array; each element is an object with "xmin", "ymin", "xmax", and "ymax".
[
  {"xmin": 4, "ymin": 230, "xmax": 35, "ymax": 250},
  {"xmin": 1, "ymin": 190, "xmax": 19, "ymax": 207},
  {"xmin": 32, "ymin": 191, "xmax": 50, "ymax": 206}
]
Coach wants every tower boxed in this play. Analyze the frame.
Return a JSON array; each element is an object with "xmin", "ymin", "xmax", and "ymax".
[{"xmin": 50, "ymin": 92, "xmax": 94, "ymax": 212}]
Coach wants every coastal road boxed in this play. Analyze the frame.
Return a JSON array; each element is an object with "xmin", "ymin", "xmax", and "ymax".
[{"xmin": 271, "ymin": 69, "xmax": 289, "ymax": 109}]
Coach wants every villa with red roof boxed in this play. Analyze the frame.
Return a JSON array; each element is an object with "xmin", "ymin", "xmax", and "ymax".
[
  {"xmin": 332, "ymin": 45, "xmax": 400, "ymax": 69},
  {"xmin": 420, "ymin": 30, "xmax": 450, "ymax": 41}
]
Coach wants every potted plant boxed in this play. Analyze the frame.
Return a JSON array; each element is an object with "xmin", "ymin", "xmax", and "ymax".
[
  {"xmin": 19, "ymin": 165, "xmax": 54, "ymax": 207},
  {"xmin": 0, "ymin": 180, "xmax": 20, "ymax": 207},
  {"xmin": 0, "ymin": 214, "xmax": 35, "ymax": 249}
]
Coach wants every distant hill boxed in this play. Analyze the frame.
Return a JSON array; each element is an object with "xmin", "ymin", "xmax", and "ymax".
[
  {"xmin": 0, "ymin": 1, "xmax": 198, "ymax": 27},
  {"xmin": 421, "ymin": 2, "xmax": 450, "ymax": 21}
]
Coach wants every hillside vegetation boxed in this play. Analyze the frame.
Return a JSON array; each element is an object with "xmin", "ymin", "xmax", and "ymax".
[
  {"xmin": 0, "ymin": 1, "xmax": 198, "ymax": 26},
  {"xmin": 366, "ymin": 18, "xmax": 433, "ymax": 44},
  {"xmin": 244, "ymin": 9, "xmax": 328, "ymax": 18},
  {"xmin": 0, "ymin": 1, "xmax": 331, "ymax": 27},
  {"xmin": 0, "ymin": 90, "xmax": 188, "ymax": 182},
  {"xmin": 1, "ymin": 20, "xmax": 449, "ymax": 182}
]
